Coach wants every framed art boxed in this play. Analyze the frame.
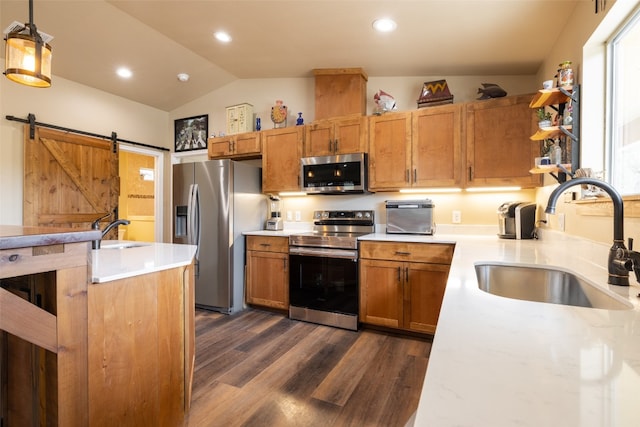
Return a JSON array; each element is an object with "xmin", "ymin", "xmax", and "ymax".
[{"xmin": 175, "ymin": 114, "xmax": 208, "ymax": 152}]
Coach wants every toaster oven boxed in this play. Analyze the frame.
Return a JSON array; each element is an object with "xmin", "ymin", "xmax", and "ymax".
[{"xmin": 385, "ymin": 199, "xmax": 435, "ymax": 235}]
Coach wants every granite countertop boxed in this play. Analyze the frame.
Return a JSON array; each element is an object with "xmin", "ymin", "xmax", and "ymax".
[
  {"xmin": 91, "ymin": 240, "xmax": 197, "ymax": 283},
  {"xmin": 359, "ymin": 231, "xmax": 640, "ymax": 427},
  {"xmin": 0, "ymin": 225, "xmax": 101, "ymax": 250}
]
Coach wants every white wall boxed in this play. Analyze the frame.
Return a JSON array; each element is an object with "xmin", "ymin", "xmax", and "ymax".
[{"xmin": 0, "ymin": 59, "xmax": 170, "ymax": 230}]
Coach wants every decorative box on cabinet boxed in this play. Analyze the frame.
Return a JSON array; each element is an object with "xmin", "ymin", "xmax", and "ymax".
[
  {"xmin": 226, "ymin": 103, "xmax": 254, "ymax": 135},
  {"xmin": 246, "ymin": 236, "xmax": 289, "ymax": 310},
  {"xmin": 465, "ymin": 94, "xmax": 542, "ymax": 188},
  {"xmin": 359, "ymin": 241, "xmax": 454, "ymax": 334},
  {"xmin": 313, "ymin": 68, "xmax": 368, "ymax": 120}
]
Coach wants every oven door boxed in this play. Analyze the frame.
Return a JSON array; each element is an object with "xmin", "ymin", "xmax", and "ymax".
[{"xmin": 289, "ymin": 248, "xmax": 358, "ymax": 316}]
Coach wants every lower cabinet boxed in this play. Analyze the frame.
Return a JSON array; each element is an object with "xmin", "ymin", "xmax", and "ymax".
[
  {"xmin": 359, "ymin": 241, "xmax": 454, "ymax": 334},
  {"xmin": 245, "ymin": 235, "xmax": 289, "ymax": 310}
]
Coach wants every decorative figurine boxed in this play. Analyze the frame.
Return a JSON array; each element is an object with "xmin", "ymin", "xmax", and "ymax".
[
  {"xmin": 270, "ymin": 100, "xmax": 287, "ymax": 128},
  {"xmin": 373, "ymin": 89, "xmax": 397, "ymax": 114},
  {"xmin": 296, "ymin": 112, "xmax": 304, "ymax": 126},
  {"xmin": 476, "ymin": 83, "xmax": 507, "ymax": 100}
]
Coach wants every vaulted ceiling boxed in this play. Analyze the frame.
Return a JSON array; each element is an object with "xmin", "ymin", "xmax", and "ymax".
[{"xmin": 0, "ymin": 1, "xmax": 583, "ymax": 111}]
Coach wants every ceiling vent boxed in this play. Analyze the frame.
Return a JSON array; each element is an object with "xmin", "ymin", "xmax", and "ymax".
[{"xmin": 3, "ymin": 20, "xmax": 54, "ymax": 43}]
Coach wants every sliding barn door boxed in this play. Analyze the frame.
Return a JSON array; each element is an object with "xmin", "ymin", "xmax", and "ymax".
[{"xmin": 23, "ymin": 125, "xmax": 120, "ymax": 231}]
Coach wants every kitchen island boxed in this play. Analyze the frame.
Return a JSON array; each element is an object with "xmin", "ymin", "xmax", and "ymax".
[
  {"xmin": 0, "ymin": 227, "xmax": 196, "ymax": 426},
  {"xmin": 359, "ymin": 231, "xmax": 640, "ymax": 427}
]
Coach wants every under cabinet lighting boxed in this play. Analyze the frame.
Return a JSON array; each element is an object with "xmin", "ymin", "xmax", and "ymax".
[
  {"xmin": 465, "ymin": 186, "xmax": 522, "ymax": 193},
  {"xmin": 278, "ymin": 192, "xmax": 307, "ymax": 197},
  {"xmin": 400, "ymin": 187, "xmax": 462, "ymax": 194}
]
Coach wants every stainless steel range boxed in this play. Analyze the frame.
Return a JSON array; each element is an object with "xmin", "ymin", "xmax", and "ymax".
[{"xmin": 289, "ymin": 210, "xmax": 375, "ymax": 331}]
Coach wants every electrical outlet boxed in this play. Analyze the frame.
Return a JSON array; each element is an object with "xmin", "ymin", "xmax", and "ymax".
[
  {"xmin": 558, "ymin": 213, "xmax": 566, "ymax": 231},
  {"xmin": 295, "ymin": 211, "xmax": 301, "ymax": 221},
  {"xmin": 286, "ymin": 211, "xmax": 293, "ymax": 221},
  {"xmin": 452, "ymin": 210, "xmax": 461, "ymax": 224}
]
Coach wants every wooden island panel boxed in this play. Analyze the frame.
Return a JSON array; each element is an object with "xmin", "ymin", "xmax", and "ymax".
[{"xmin": 88, "ymin": 264, "xmax": 194, "ymax": 426}]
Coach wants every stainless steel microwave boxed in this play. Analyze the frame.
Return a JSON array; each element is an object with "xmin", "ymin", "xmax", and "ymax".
[{"xmin": 301, "ymin": 153, "xmax": 368, "ymax": 194}]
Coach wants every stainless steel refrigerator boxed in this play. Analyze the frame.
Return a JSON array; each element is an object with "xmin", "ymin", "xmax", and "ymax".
[{"xmin": 173, "ymin": 159, "xmax": 265, "ymax": 313}]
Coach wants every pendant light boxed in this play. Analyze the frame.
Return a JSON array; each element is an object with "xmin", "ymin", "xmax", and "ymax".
[{"xmin": 4, "ymin": 0, "xmax": 52, "ymax": 88}]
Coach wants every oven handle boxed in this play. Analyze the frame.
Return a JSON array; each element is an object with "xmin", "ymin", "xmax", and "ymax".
[{"xmin": 289, "ymin": 246, "xmax": 358, "ymax": 261}]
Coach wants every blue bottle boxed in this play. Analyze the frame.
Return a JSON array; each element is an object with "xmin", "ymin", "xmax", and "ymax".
[
  {"xmin": 255, "ymin": 117, "xmax": 261, "ymax": 131},
  {"xmin": 296, "ymin": 112, "xmax": 304, "ymax": 126}
]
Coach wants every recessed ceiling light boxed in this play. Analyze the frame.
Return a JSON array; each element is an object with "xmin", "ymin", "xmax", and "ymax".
[
  {"xmin": 372, "ymin": 18, "xmax": 397, "ymax": 33},
  {"xmin": 177, "ymin": 73, "xmax": 190, "ymax": 82},
  {"xmin": 214, "ymin": 31, "xmax": 232, "ymax": 43},
  {"xmin": 116, "ymin": 67, "xmax": 132, "ymax": 78}
]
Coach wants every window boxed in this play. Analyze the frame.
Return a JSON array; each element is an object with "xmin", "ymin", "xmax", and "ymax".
[{"xmin": 607, "ymin": 6, "xmax": 640, "ymax": 195}]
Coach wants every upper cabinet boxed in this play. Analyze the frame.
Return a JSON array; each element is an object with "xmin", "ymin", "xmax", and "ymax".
[
  {"xmin": 465, "ymin": 94, "xmax": 542, "ymax": 188},
  {"xmin": 368, "ymin": 104, "xmax": 462, "ymax": 191},
  {"xmin": 208, "ymin": 131, "xmax": 262, "ymax": 159},
  {"xmin": 368, "ymin": 111, "xmax": 412, "ymax": 190},
  {"xmin": 412, "ymin": 104, "xmax": 463, "ymax": 188},
  {"xmin": 261, "ymin": 126, "xmax": 304, "ymax": 194},
  {"xmin": 304, "ymin": 115, "xmax": 368, "ymax": 156}
]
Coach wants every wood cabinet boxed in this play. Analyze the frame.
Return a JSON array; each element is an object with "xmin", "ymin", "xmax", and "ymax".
[
  {"xmin": 304, "ymin": 115, "xmax": 368, "ymax": 156},
  {"xmin": 368, "ymin": 111, "xmax": 412, "ymax": 190},
  {"xmin": 412, "ymin": 104, "xmax": 463, "ymax": 187},
  {"xmin": 359, "ymin": 241, "xmax": 454, "ymax": 334},
  {"xmin": 261, "ymin": 126, "xmax": 304, "ymax": 194},
  {"xmin": 87, "ymin": 263, "xmax": 195, "ymax": 426},
  {"xmin": 246, "ymin": 236, "xmax": 289, "ymax": 310},
  {"xmin": 1, "ymin": 237, "xmax": 94, "ymax": 427},
  {"xmin": 368, "ymin": 105, "xmax": 462, "ymax": 191},
  {"xmin": 465, "ymin": 94, "xmax": 542, "ymax": 188},
  {"xmin": 208, "ymin": 131, "xmax": 261, "ymax": 159}
]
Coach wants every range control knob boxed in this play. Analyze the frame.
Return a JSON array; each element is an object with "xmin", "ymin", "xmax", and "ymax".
[
  {"xmin": 355, "ymin": 211, "xmax": 363, "ymax": 219},
  {"xmin": 364, "ymin": 211, "xmax": 372, "ymax": 219},
  {"xmin": 321, "ymin": 211, "xmax": 330, "ymax": 219}
]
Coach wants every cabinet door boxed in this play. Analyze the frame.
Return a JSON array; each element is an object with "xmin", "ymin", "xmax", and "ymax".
[
  {"xmin": 233, "ymin": 132, "xmax": 262, "ymax": 157},
  {"xmin": 404, "ymin": 263, "xmax": 450, "ymax": 334},
  {"xmin": 412, "ymin": 104, "xmax": 462, "ymax": 187},
  {"xmin": 368, "ymin": 112, "xmax": 412, "ymax": 191},
  {"xmin": 333, "ymin": 115, "xmax": 367, "ymax": 154},
  {"xmin": 359, "ymin": 259, "xmax": 403, "ymax": 328},
  {"xmin": 262, "ymin": 127, "xmax": 304, "ymax": 193},
  {"xmin": 246, "ymin": 250, "xmax": 289, "ymax": 309},
  {"xmin": 208, "ymin": 136, "xmax": 233, "ymax": 158},
  {"xmin": 465, "ymin": 94, "xmax": 541, "ymax": 188},
  {"xmin": 304, "ymin": 120, "xmax": 334, "ymax": 156}
]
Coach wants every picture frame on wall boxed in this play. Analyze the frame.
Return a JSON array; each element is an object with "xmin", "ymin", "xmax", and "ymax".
[{"xmin": 175, "ymin": 114, "xmax": 208, "ymax": 152}]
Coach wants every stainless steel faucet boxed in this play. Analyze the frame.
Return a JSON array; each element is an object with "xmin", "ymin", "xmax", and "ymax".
[
  {"xmin": 545, "ymin": 177, "xmax": 639, "ymax": 286},
  {"xmin": 91, "ymin": 213, "xmax": 130, "ymax": 249}
]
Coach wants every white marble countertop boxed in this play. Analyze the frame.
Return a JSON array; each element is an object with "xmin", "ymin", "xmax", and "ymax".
[
  {"xmin": 370, "ymin": 230, "xmax": 640, "ymax": 427},
  {"xmin": 91, "ymin": 240, "xmax": 197, "ymax": 283}
]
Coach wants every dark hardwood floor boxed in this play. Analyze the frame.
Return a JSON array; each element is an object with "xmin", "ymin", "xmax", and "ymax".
[{"xmin": 186, "ymin": 308, "xmax": 431, "ymax": 427}]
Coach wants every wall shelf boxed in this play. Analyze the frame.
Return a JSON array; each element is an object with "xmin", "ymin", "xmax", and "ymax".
[{"xmin": 529, "ymin": 85, "xmax": 580, "ymax": 183}]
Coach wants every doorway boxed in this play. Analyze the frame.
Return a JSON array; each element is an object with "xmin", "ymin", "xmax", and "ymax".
[{"xmin": 119, "ymin": 144, "xmax": 164, "ymax": 242}]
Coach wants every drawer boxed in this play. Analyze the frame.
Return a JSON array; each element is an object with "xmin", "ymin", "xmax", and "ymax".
[
  {"xmin": 246, "ymin": 236, "xmax": 289, "ymax": 253},
  {"xmin": 359, "ymin": 241, "xmax": 454, "ymax": 264}
]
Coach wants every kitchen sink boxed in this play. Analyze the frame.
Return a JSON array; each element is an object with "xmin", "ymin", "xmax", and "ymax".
[
  {"xmin": 475, "ymin": 263, "xmax": 633, "ymax": 310},
  {"xmin": 100, "ymin": 241, "xmax": 151, "ymax": 250}
]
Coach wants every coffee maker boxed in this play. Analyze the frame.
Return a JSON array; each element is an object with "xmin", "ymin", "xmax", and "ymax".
[
  {"xmin": 497, "ymin": 202, "xmax": 536, "ymax": 239},
  {"xmin": 265, "ymin": 195, "xmax": 283, "ymax": 231}
]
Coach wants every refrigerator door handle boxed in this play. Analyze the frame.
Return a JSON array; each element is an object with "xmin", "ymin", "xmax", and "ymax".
[{"xmin": 191, "ymin": 184, "xmax": 201, "ymax": 256}]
